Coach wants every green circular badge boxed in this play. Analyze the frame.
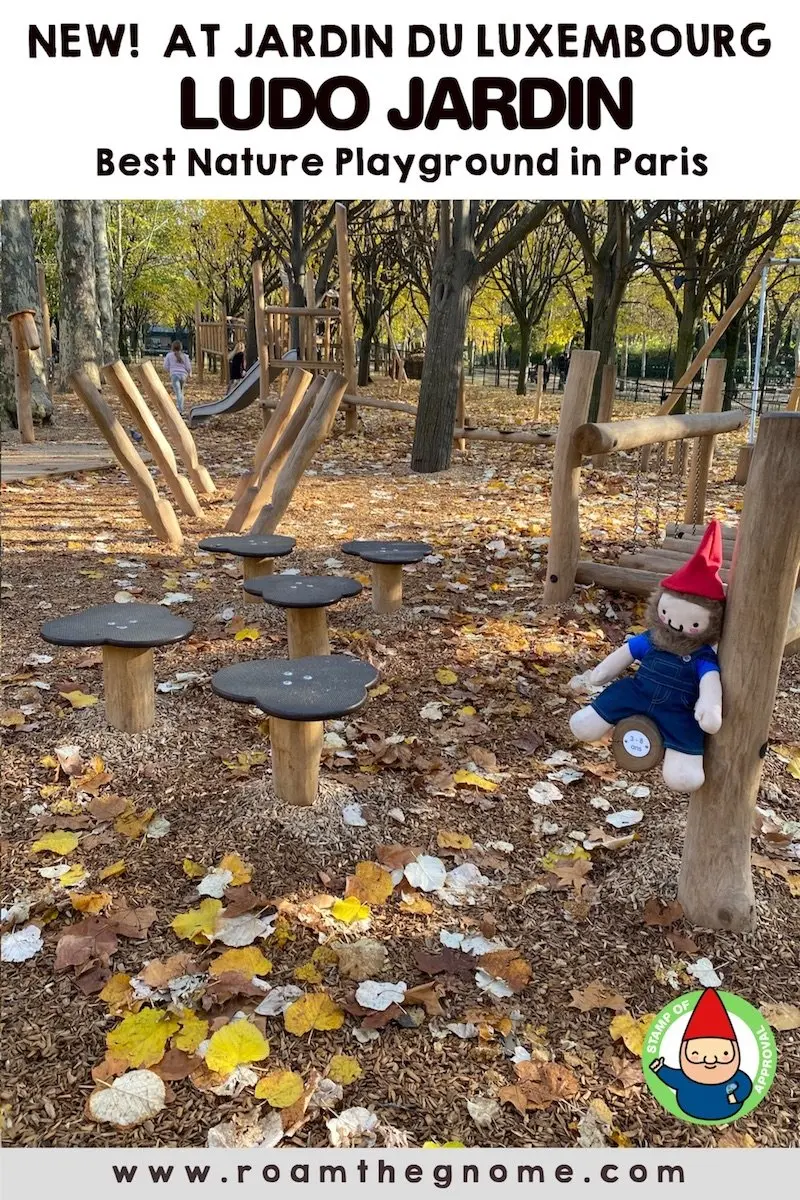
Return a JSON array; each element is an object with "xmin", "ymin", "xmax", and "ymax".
[{"xmin": 642, "ymin": 989, "xmax": 776, "ymax": 1126}]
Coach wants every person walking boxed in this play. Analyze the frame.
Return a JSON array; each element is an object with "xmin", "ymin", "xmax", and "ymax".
[
  {"xmin": 227, "ymin": 341, "xmax": 246, "ymax": 392},
  {"xmin": 163, "ymin": 341, "xmax": 191, "ymax": 414}
]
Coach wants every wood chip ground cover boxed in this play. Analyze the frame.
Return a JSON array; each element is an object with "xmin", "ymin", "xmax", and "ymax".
[{"xmin": 1, "ymin": 377, "xmax": 798, "ymax": 1149}]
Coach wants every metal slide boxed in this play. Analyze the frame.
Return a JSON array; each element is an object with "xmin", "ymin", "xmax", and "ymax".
[{"xmin": 188, "ymin": 352, "xmax": 299, "ymax": 425}]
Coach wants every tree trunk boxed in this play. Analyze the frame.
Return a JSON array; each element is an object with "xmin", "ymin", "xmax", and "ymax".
[
  {"xmin": 411, "ymin": 252, "xmax": 474, "ymax": 473},
  {"xmin": 56, "ymin": 201, "xmax": 101, "ymax": 387},
  {"xmin": 587, "ymin": 287, "xmax": 618, "ymax": 420},
  {"xmin": 722, "ymin": 306, "xmax": 743, "ymax": 411},
  {"xmin": 1, "ymin": 200, "xmax": 52, "ymax": 425},
  {"xmin": 92, "ymin": 201, "xmax": 116, "ymax": 364},
  {"xmin": 516, "ymin": 320, "xmax": 532, "ymax": 395},
  {"xmin": 672, "ymin": 289, "xmax": 700, "ymax": 415}
]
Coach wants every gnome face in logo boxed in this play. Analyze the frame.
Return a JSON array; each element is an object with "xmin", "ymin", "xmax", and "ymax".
[{"xmin": 680, "ymin": 1035, "xmax": 740, "ymax": 1084}]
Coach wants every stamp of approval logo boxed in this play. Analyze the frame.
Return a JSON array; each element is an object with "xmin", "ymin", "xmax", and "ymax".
[{"xmin": 642, "ymin": 988, "xmax": 777, "ymax": 1125}]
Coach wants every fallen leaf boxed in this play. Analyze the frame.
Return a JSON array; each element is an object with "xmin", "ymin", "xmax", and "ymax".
[
  {"xmin": 404, "ymin": 981, "xmax": 444, "ymax": 1016},
  {"xmin": 107, "ymin": 1009, "xmax": 180, "ymax": 1069},
  {"xmin": 210, "ymin": 947, "xmax": 272, "ymax": 978},
  {"xmin": 284, "ymin": 993, "xmax": 345, "ymax": 1035},
  {"xmin": 255, "ymin": 1070, "xmax": 305, "ymax": 1107},
  {"xmin": 435, "ymin": 668, "xmax": 458, "ymax": 685},
  {"xmin": 686, "ymin": 957, "xmax": 723, "ymax": 987},
  {"xmin": 331, "ymin": 896, "xmax": 371, "ymax": 925},
  {"xmin": 59, "ymin": 690, "xmax": 99, "ymax": 709},
  {"xmin": 437, "ymin": 830, "xmax": 474, "ymax": 849},
  {"xmin": 334, "ymin": 939, "xmax": 389, "ymax": 982},
  {"xmin": 761, "ymin": 1002, "xmax": 800, "ymax": 1031},
  {"xmin": 212, "ymin": 912, "xmax": 275, "ymax": 947},
  {"xmin": 345, "ymin": 862, "xmax": 394, "ymax": 906},
  {"xmin": 609, "ymin": 1012, "xmax": 656, "ymax": 1057},
  {"xmin": 171, "ymin": 899, "xmax": 223, "ymax": 944},
  {"xmin": 498, "ymin": 1084, "xmax": 529, "ymax": 1116},
  {"xmin": 72, "ymin": 891, "xmax": 113, "ymax": 915},
  {"xmin": 87, "ymin": 794, "xmax": 129, "ymax": 821},
  {"xmin": 478, "ymin": 949, "xmax": 532, "ymax": 993},
  {"xmin": 404, "ymin": 855, "xmax": 447, "ymax": 892},
  {"xmin": 218, "ymin": 852, "xmax": 253, "ymax": 885},
  {"xmin": 355, "ymin": 979, "xmax": 407, "ymax": 1011},
  {"xmin": 514, "ymin": 1060, "xmax": 580, "ymax": 1108},
  {"xmin": 173, "ymin": 1010, "xmax": 209, "ymax": 1053},
  {"xmin": 204, "ymin": 1021, "xmax": 269, "ymax": 1075},
  {"xmin": 570, "ymin": 981, "xmax": 627, "ymax": 1014},
  {"xmin": 327, "ymin": 1055, "xmax": 362, "ymax": 1085},
  {"xmin": 466, "ymin": 1097, "xmax": 500, "ymax": 1128},
  {"xmin": 182, "ymin": 859, "xmax": 206, "ymax": 879},
  {"xmin": 99, "ymin": 974, "xmax": 136, "ymax": 1015},
  {"xmin": 30, "ymin": 831, "xmax": 79, "ymax": 856},
  {"xmin": 452, "ymin": 770, "xmax": 497, "ymax": 793},
  {"xmin": 234, "ymin": 628, "xmax": 261, "ymax": 642},
  {"xmin": 99, "ymin": 860, "xmax": 126, "ymax": 880},
  {"xmin": 1, "ymin": 924, "xmax": 43, "ymax": 963},
  {"xmin": 114, "ymin": 806, "xmax": 156, "ymax": 839},
  {"xmin": 88, "ymin": 1070, "xmax": 165, "ymax": 1128},
  {"xmin": 642, "ymin": 898, "xmax": 684, "ymax": 927},
  {"xmin": 136, "ymin": 953, "xmax": 198, "ymax": 989},
  {"xmin": 255, "ymin": 985, "xmax": 304, "ymax": 1017},
  {"xmin": 107, "ymin": 904, "xmax": 157, "ymax": 940}
]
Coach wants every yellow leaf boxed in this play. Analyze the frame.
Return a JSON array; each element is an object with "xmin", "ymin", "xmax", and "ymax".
[
  {"xmin": 294, "ymin": 961, "xmax": 323, "ymax": 983},
  {"xmin": 182, "ymin": 858, "xmax": 206, "ymax": 879},
  {"xmin": 423, "ymin": 1141, "xmax": 466, "ymax": 1149},
  {"xmin": 99, "ymin": 860, "xmax": 126, "ymax": 880},
  {"xmin": 331, "ymin": 896, "xmax": 371, "ymax": 925},
  {"xmin": 40, "ymin": 755, "xmax": 59, "ymax": 769},
  {"xmin": 59, "ymin": 864, "xmax": 87, "ymax": 887},
  {"xmin": 204, "ymin": 1021, "xmax": 269, "ymax": 1075},
  {"xmin": 609, "ymin": 1012, "xmax": 656, "ymax": 1057},
  {"xmin": 72, "ymin": 890, "xmax": 113, "ymax": 914},
  {"xmin": 346, "ymin": 861, "xmax": 394, "ymax": 906},
  {"xmin": 369, "ymin": 683, "xmax": 390, "ymax": 697},
  {"xmin": 51, "ymin": 796, "xmax": 80, "ymax": 814},
  {"xmin": 284, "ymin": 993, "xmax": 345, "ymax": 1036},
  {"xmin": 1, "ymin": 710, "xmax": 25, "ymax": 727},
  {"xmin": 771, "ymin": 744, "xmax": 800, "ymax": 779},
  {"xmin": 354, "ymin": 573, "xmax": 370, "ymax": 586},
  {"xmin": 254, "ymin": 1070, "xmax": 305, "ymax": 1108},
  {"xmin": 234, "ymin": 628, "xmax": 261, "ymax": 642},
  {"xmin": 30, "ymin": 831, "xmax": 79, "ymax": 856},
  {"xmin": 59, "ymin": 690, "xmax": 99, "ymax": 709},
  {"xmin": 210, "ymin": 947, "xmax": 272, "ymax": 978},
  {"xmin": 435, "ymin": 668, "xmax": 458, "ymax": 685},
  {"xmin": 452, "ymin": 769, "xmax": 497, "ymax": 793},
  {"xmin": 115, "ymin": 807, "xmax": 156, "ymax": 838},
  {"xmin": 541, "ymin": 845, "xmax": 591, "ymax": 871},
  {"xmin": 327, "ymin": 1054, "xmax": 362, "ymax": 1085},
  {"xmin": 400, "ymin": 896, "xmax": 434, "ymax": 915},
  {"xmin": 99, "ymin": 973, "xmax": 135, "ymax": 1016},
  {"xmin": 107, "ymin": 1009, "xmax": 180, "ymax": 1069},
  {"xmin": 270, "ymin": 915, "xmax": 295, "ymax": 949},
  {"xmin": 458, "ymin": 705, "xmax": 476, "ymax": 717},
  {"xmin": 312, "ymin": 944, "xmax": 339, "ymax": 968},
  {"xmin": 173, "ymin": 1009, "xmax": 209, "ymax": 1054},
  {"xmin": 218, "ymin": 852, "xmax": 252, "ymax": 886},
  {"xmin": 437, "ymin": 830, "xmax": 474, "ymax": 849},
  {"xmin": 171, "ymin": 898, "xmax": 222, "ymax": 944}
]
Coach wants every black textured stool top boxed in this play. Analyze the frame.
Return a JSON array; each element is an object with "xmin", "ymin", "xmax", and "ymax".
[
  {"xmin": 211, "ymin": 655, "xmax": 379, "ymax": 721},
  {"xmin": 41, "ymin": 604, "xmax": 193, "ymax": 649},
  {"xmin": 340, "ymin": 539, "xmax": 433, "ymax": 565},
  {"xmin": 243, "ymin": 573, "xmax": 362, "ymax": 608},
  {"xmin": 198, "ymin": 534, "xmax": 296, "ymax": 559}
]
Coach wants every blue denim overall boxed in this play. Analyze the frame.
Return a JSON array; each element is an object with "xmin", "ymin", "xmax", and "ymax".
[{"xmin": 591, "ymin": 646, "xmax": 706, "ymax": 756}]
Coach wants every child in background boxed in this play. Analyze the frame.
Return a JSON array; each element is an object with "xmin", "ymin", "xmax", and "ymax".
[
  {"xmin": 163, "ymin": 341, "xmax": 191, "ymax": 413},
  {"xmin": 228, "ymin": 341, "xmax": 246, "ymax": 391}
]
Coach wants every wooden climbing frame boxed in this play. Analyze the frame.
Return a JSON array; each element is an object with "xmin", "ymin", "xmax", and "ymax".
[{"xmin": 194, "ymin": 303, "xmax": 246, "ymax": 384}]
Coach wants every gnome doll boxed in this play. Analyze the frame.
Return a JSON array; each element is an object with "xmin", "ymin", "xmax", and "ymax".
[
  {"xmin": 570, "ymin": 521, "xmax": 726, "ymax": 793},
  {"xmin": 649, "ymin": 988, "xmax": 753, "ymax": 1121}
]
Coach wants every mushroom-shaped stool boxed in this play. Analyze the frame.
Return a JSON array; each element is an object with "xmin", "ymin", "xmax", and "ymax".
[
  {"xmin": 41, "ymin": 604, "xmax": 193, "ymax": 733},
  {"xmin": 198, "ymin": 534, "xmax": 296, "ymax": 604},
  {"xmin": 212, "ymin": 655, "xmax": 378, "ymax": 806},
  {"xmin": 243, "ymin": 574, "xmax": 361, "ymax": 657},
  {"xmin": 340, "ymin": 540, "xmax": 433, "ymax": 614}
]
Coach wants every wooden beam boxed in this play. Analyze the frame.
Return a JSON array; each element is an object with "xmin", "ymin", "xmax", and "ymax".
[
  {"xmin": 543, "ymin": 350, "xmax": 600, "ymax": 604},
  {"xmin": 454, "ymin": 426, "xmax": 556, "ymax": 445},
  {"xmin": 619, "ymin": 551, "xmax": 732, "ymax": 583},
  {"xmin": 574, "ymin": 409, "xmax": 745, "ymax": 457},
  {"xmin": 684, "ymin": 359, "xmax": 726, "ymax": 525},
  {"xmin": 7, "ymin": 312, "xmax": 36, "ymax": 444},
  {"xmin": 69, "ymin": 369, "xmax": 183, "ymax": 547},
  {"xmin": 251, "ymin": 372, "xmax": 348, "ymax": 534},
  {"xmin": 263, "ymin": 306, "xmax": 341, "ymax": 318},
  {"xmin": 344, "ymin": 393, "xmax": 417, "ymax": 415},
  {"xmin": 103, "ymin": 646, "xmax": 155, "ymax": 733},
  {"xmin": 665, "ymin": 521, "xmax": 738, "ymax": 541},
  {"xmin": 135, "ymin": 360, "xmax": 216, "ymax": 497},
  {"xmin": 335, "ymin": 203, "xmax": 358, "ymax": 434},
  {"xmin": 532, "ymin": 365, "xmax": 544, "ymax": 421},
  {"xmin": 678, "ymin": 412, "xmax": 800, "ymax": 930},
  {"xmin": 103, "ymin": 361, "xmax": 203, "ymax": 519},
  {"xmin": 661, "ymin": 536, "xmax": 734, "ymax": 561},
  {"xmin": 575, "ymin": 561, "xmax": 664, "ymax": 597}
]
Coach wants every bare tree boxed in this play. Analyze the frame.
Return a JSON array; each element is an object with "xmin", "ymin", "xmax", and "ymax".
[
  {"xmin": 55, "ymin": 201, "xmax": 101, "ymax": 387},
  {"xmin": 350, "ymin": 204, "xmax": 407, "ymax": 385},
  {"xmin": 1, "ymin": 200, "xmax": 52, "ymax": 424}
]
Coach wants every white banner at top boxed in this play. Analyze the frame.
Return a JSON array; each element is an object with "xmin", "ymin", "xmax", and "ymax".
[{"xmin": 0, "ymin": 0, "xmax": 798, "ymax": 199}]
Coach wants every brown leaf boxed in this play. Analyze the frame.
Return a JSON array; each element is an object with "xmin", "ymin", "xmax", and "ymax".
[
  {"xmin": 91, "ymin": 1053, "xmax": 128, "ymax": 1084},
  {"xmin": 642, "ymin": 898, "xmax": 684, "ymax": 927},
  {"xmin": 414, "ymin": 948, "xmax": 473, "ymax": 978},
  {"xmin": 55, "ymin": 918, "xmax": 118, "ymax": 972},
  {"xmin": 223, "ymin": 886, "xmax": 273, "ymax": 918},
  {"xmin": 602, "ymin": 1049, "xmax": 644, "ymax": 1097},
  {"xmin": 498, "ymin": 1083, "xmax": 529, "ymax": 1116},
  {"xmin": 201, "ymin": 972, "xmax": 268, "ymax": 1008},
  {"xmin": 137, "ymin": 952, "xmax": 198, "ymax": 988},
  {"xmin": 478, "ymin": 949, "xmax": 532, "ymax": 993},
  {"xmin": 151, "ymin": 1049, "xmax": 201, "ymax": 1081},
  {"xmin": 569, "ymin": 981, "xmax": 627, "ymax": 1014},
  {"xmin": 87, "ymin": 794, "xmax": 130, "ymax": 821},
  {"xmin": 549, "ymin": 859, "xmax": 593, "ymax": 894},
  {"xmin": 74, "ymin": 962, "xmax": 112, "ymax": 994},
  {"xmin": 107, "ymin": 903, "xmax": 157, "ymax": 940},
  {"xmin": 514, "ymin": 1061, "xmax": 580, "ymax": 1108},
  {"xmin": 665, "ymin": 931, "xmax": 699, "ymax": 956},
  {"xmin": 361, "ymin": 1003, "xmax": 405, "ymax": 1030},
  {"xmin": 404, "ymin": 981, "xmax": 444, "ymax": 1016},
  {"xmin": 376, "ymin": 843, "xmax": 422, "ymax": 870}
]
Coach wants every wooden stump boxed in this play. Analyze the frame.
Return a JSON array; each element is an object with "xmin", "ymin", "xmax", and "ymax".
[
  {"xmin": 242, "ymin": 557, "xmax": 273, "ymax": 603},
  {"xmin": 103, "ymin": 645, "xmax": 155, "ymax": 733},
  {"xmin": 270, "ymin": 717, "xmax": 323, "ymax": 806},
  {"xmin": 8, "ymin": 312, "xmax": 36, "ymax": 444},
  {"xmin": 371, "ymin": 563, "xmax": 403, "ymax": 613},
  {"xmin": 734, "ymin": 444, "xmax": 753, "ymax": 485},
  {"xmin": 286, "ymin": 607, "xmax": 330, "ymax": 657}
]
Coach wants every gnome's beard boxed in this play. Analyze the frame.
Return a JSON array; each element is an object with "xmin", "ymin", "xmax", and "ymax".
[{"xmin": 646, "ymin": 589, "xmax": 724, "ymax": 656}]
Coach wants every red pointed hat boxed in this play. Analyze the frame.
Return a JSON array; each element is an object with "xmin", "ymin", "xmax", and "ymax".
[
  {"xmin": 661, "ymin": 520, "xmax": 726, "ymax": 602},
  {"xmin": 682, "ymin": 988, "xmax": 737, "ymax": 1042}
]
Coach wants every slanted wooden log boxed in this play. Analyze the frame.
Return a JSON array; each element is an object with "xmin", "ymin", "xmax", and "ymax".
[
  {"xmin": 270, "ymin": 718, "xmax": 323, "ymax": 806},
  {"xmin": 135, "ymin": 360, "xmax": 215, "ymax": 496},
  {"xmin": 543, "ymin": 350, "xmax": 600, "ymax": 604},
  {"xmin": 678, "ymin": 412, "xmax": 800, "ymax": 930},
  {"xmin": 251, "ymin": 372, "xmax": 348, "ymax": 535},
  {"xmin": 684, "ymin": 359, "xmax": 726, "ymax": 524},
  {"xmin": 226, "ymin": 376, "xmax": 322, "ymax": 533},
  {"xmin": 575, "ymin": 409, "xmax": 745, "ymax": 457},
  {"xmin": 574, "ymin": 562, "xmax": 664, "ymax": 597},
  {"xmin": 103, "ymin": 360, "xmax": 203, "ymax": 519},
  {"xmin": 335, "ymin": 203, "xmax": 358, "ymax": 435},
  {"xmin": 7, "ymin": 310, "xmax": 36, "ymax": 443},
  {"xmin": 103, "ymin": 646, "xmax": 155, "ymax": 733},
  {"xmin": 70, "ymin": 370, "xmax": 183, "ymax": 547},
  {"xmin": 233, "ymin": 367, "xmax": 312, "ymax": 503},
  {"xmin": 253, "ymin": 259, "xmax": 271, "ymax": 430},
  {"xmin": 591, "ymin": 362, "xmax": 617, "ymax": 470}
]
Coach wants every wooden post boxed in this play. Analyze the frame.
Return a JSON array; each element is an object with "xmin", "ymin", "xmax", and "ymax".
[
  {"xmin": 135, "ymin": 361, "xmax": 215, "ymax": 496},
  {"xmin": 591, "ymin": 362, "xmax": 617, "ymax": 469},
  {"xmin": 454, "ymin": 367, "xmax": 466, "ymax": 451},
  {"xmin": 543, "ymin": 350, "xmax": 600, "ymax": 604},
  {"xmin": 786, "ymin": 372, "xmax": 800, "ymax": 413},
  {"xmin": 684, "ymin": 358, "xmax": 726, "ymax": 525},
  {"xmin": 270, "ymin": 717, "xmax": 323, "ymax": 806},
  {"xmin": 678, "ymin": 413, "xmax": 800, "ymax": 930},
  {"xmin": 232, "ymin": 366, "xmax": 313, "ymax": 504},
  {"xmin": 251, "ymin": 373, "xmax": 348, "ymax": 535},
  {"xmin": 242, "ymin": 556, "xmax": 274, "ymax": 604},
  {"xmin": 103, "ymin": 646, "xmax": 155, "ymax": 733},
  {"xmin": 7, "ymin": 311, "xmax": 37, "ymax": 444},
  {"xmin": 533, "ymin": 366, "xmax": 544, "ymax": 421},
  {"xmin": 36, "ymin": 263, "xmax": 53, "ymax": 398},
  {"xmin": 195, "ymin": 301, "xmax": 204, "ymax": 382},
  {"xmin": 286, "ymin": 608, "xmax": 330, "ymax": 657},
  {"xmin": 253, "ymin": 259, "xmax": 270, "ymax": 430},
  {"xmin": 70, "ymin": 370, "xmax": 183, "ymax": 547},
  {"xmin": 371, "ymin": 563, "xmax": 404, "ymax": 614},
  {"xmin": 734, "ymin": 444, "xmax": 754, "ymax": 485},
  {"xmin": 226, "ymin": 375, "xmax": 320, "ymax": 533},
  {"xmin": 335, "ymin": 203, "xmax": 358, "ymax": 434},
  {"xmin": 103, "ymin": 361, "xmax": 203, "ymax": 519}
]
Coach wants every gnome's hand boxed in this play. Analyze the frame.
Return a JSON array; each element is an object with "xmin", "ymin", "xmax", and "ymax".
[
  {"xmin": 569, "ymin": 671, "xmax": 594, "ymax": 693},
  {"xmin": 695, "ymin": 699, "xmax": 722, "ymax": 734},
  {"xmin": 649, "ymin": 1057, "xmax": 665, "ymax": 1073}
]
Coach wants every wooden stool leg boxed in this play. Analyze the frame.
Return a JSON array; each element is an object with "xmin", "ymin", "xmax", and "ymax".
[
  {"xmin": 371, "ymin": 563, "xmax": 403, "ymax": 613},
  {"xmin": 103, "ymin": 646, "xmax": 155, "ymax": 733},
  {"xmin": 242, "ymin": 556, "xmax": 273, "ymax": 603},
  {"xmin": 286, "ymin": 607, "xmax": 330, "ymax": 657},
  {"xmin": 269, "ymin": 717, "xmax": 323, "ymax": 806}
]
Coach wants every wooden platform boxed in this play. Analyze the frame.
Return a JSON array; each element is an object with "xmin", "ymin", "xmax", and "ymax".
[{"xmin": 1, "ymin": 441, "xmax": 150, "ymax": 483}]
